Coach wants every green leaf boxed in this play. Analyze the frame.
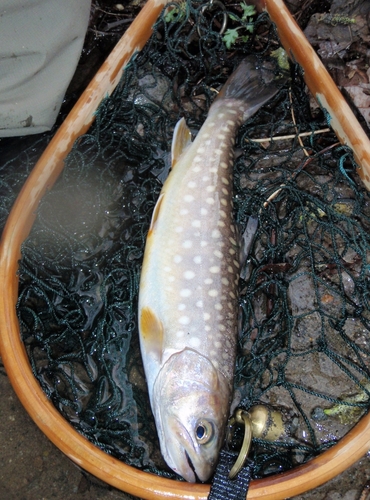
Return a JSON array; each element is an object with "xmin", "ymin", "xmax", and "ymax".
[
  {"xmin": 240, "ymin": 2, "xmax": 256, "ymax": 21},
  {"xmin": 222, "ymin": 28, "xmax": 240, "ymax": 49},
  {"xmin": 245, "ymin": 21, "xmax": 254, "ymax": 33}
]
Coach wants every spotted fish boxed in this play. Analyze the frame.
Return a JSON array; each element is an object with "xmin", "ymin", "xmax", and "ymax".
[{"xmin": 138, "ymin": 58, "xmax": 282, "ymax": 482}]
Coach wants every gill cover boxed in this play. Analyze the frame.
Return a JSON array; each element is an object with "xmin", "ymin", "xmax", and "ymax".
[{"xmin": 152, "ymin": 349, "xmax": 231, "ymax": 482}]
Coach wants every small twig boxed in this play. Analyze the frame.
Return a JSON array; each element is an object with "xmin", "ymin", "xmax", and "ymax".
[
  {"xmin": 247, "ymin": 128, "xmax": 331, "ymax": 143},
  {"xmin": 105, "ymin": 18, "xmax": 133, "ymax": 30},
  {"xmin": 359, "ymin": 480, "xmax": 370, "ymax": 500},
  {"xmin": 289, "ymin": 90, "xmax": 310, "ymax": 156},
  {"xmin": 263, "ymin": 186, "xmax": 285, "ymax": 208}
]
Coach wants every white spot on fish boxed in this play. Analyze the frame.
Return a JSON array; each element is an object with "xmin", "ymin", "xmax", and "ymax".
[
  {"xmin": 215, "ymin": 341, "xmax": 222, "ymax": 348},
  {"xmin": 220, "ymin": 161, "xmax": 228, "ymax": 169},
  {"xmin": 208, "ymin": 121, "xmax": 215, "ymax": 127},
  {"xmin": 192, "ymin": 219, "xmax": 201, "ymax": 228},
  {"xmin": 218, "ymin": 220, "xmax": 225, "ymax": 228},
  {"xmin": 208, "ymin": 289, "xmax": 218, "ymax": 297},
  {"xmin": 206, "ymin": 185, "xmax": 215, "ymax": 192},
  {"xmin": 214, "ymin": 148, "xmax": 223, "ymax": 155},
  {"xmin": 230, "ymin": 237, "xmax": 237, "ymax": 245},
  {"xmin": 193, "ymin": 255, "xmax": 202, "ymax": 264},
  {"xmin": 189, "ymin": 337, "xmax": 201, "ymax": 348},
  {"xmin": 222, "ymin": 188, "xmax": 228, "ymax": 195},
  {"xmin": 175, "ymin": 226, "xmax": 183, "ymax": 233},
  {"xmin": 194, "ymin": 156, "xmax": 202, "ymax": 163},
  {"xmin": 197, "ymin": 147, "xmax": 205, "ymax": 154},
  {"xmin": 215, "ymin": 303, "xmax": 222, "ymax": 311},
  {"xmin": 180, "ymin": 288, "xmax": 192, "ymax": 297},
  {"xmin": 205, "ymin": 278, "xmax": 213, "ymax": 285},
  {"xmin": 184, "ymin": 194, "xmax": 194, "ymax": 202},
  {"xmin": 212, "ymin": 229, "xmax": 221, "ymax": 239},
  {"xmin": 201, "ymin": 240, "xmax": 208, "ymax": 247},
  {"xmin": 178, "ymin": 303, "xmax": 186, "ymax": 310},
  {"xmin": 176, "ymin": 330, "xmax": 185, "ymax": 338},
  {"xmin": 221, "ymin": 199, "xmax": 227, "ymax": 206},
  {"xmin": 168, "ymin": 276, "xmax": 175, "ymax": 282},
  {"xmin": 218, "ymin": 113, "xmax": 225, "ymax": 119},
  {"xmin": 206, "ymin": 197, "xmax": 215, "ymax": 205},
  {"xmin": 179, "ymin": 315, "xmax": 190, "ymax": 325},
  {"xmin": 183, "ymin": 240, "xmax": 193, "ymax": 249},
  {"xmin": 220, "ymin": 210, "xmax": 227, "ymax": 218},
  {"xmin": 203, "ymin": 312, "xmax": 211, "ymax": 321},
  {"xmin": 184, "ymin": 270, "xmax": 195, "ymax": 280},
  {"xmin": 214, "ymin": 250, "xmax": 222, "ymax": 258},
  {"xmin": 229, "ymin": 291, "xmax": 236, "ymax": 299},
  {"xmin": 164, "ymin": 266, "xmax": 171, "ymax": 272},
  {"xmin": 222, "ymin": 277, "xmax": 229, "ymax": 285},
  {"xmin": 196, "ymin": 300, "xmax": 203, "ymax": 308},
  {"xmin": 180, "ymin": 208, "xmax": 189, "ymax": 215},
  {"xmin": 229, "ymin": 248, "xmax": 236, "ymax": 255},
  {"xmin": 222, "ymin": 177, "xmax": 229, "ymax": 185},
  {"xmin": 187, "ymin": 181, "xmax": 197, "ymax": 188},
  {"xmin": 227, "ymin": 120, "xmax": 234, "ymax": 125},
  {"xmin": 201, "ymin": 208, "xmax": 208, "ymax": 216},
  {"xmin": 205, "ymin": 325, "xmax": 211, "ymax": 332},
  {"xmin": 218, "ymin": 134, "xmax": 225, "ymax": 140},
  {"xmin": 210, "ymin": 266, "xmax": 220, "ymax": 273},
  {"xmin": 174, "ymin": 255, "xmax": 182, "ymax": 263}
]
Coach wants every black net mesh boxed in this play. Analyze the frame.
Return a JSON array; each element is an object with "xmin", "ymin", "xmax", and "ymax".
[{"xmin": 1, "ymin": 0, "xmax": 370, "ymax": 483}]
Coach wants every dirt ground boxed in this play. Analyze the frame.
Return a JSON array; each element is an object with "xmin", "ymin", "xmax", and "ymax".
[{"xmin": 1, "ymin": 0, "xmax": 370, "ymax": 498}]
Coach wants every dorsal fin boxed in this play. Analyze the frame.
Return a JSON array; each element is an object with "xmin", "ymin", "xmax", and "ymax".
[
  {"xmin": 171, "ymin": 117, "xmax": 192, "ymax": 169},
  {"xmin": 139, "ymin": 306, "xmax": 164, "ymax": 364}
]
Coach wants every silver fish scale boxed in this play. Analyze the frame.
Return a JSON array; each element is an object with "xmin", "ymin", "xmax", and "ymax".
[{"xmin": 158, "ymin": 102, "xmax": 245, "ymax": 383}]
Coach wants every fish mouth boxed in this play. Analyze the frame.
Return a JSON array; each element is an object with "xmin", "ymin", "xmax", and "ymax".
[
  {"xmin": 161, "ymin": 421, "xmax": 208, "ymax": 482},
  {"xmin": 184, "ymin": 450, "xmax": 199, "ymax": 483}
]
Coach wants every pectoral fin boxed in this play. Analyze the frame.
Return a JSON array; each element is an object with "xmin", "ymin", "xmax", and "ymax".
[
  {"xmin": 139, "ymin": 306, "xmax": 164, "ymax": 364},
  {"xmin": 171, "ymin": 117, "xmax": 192, "ymax": 169}
]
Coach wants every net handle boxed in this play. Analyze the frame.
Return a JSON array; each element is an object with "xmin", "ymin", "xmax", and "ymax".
[{"xmin": 1, "ymin": 0, "xmax": 370, "ymax": 498}]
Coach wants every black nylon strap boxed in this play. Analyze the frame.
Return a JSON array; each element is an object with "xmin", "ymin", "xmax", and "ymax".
[{"xmin": 208, "ymin": 450, "xmax": 254, "ymax": 500}]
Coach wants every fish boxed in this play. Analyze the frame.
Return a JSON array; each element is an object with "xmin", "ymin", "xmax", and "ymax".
[{"xmin": 138, "ymin": 57, "xmax": 283, "ymax": 482}]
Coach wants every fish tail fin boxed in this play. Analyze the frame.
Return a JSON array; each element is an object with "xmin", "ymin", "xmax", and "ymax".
[{"xmin": 215, "ymin": 56, "xmax": 286, "ymax": 120}]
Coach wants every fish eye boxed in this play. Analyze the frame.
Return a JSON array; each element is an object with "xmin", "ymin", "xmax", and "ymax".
[{"xmin": 195, "ymin": 420, "xmax": 214, "ymax": 445}]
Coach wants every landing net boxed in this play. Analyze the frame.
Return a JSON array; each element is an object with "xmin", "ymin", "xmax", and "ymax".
[{"xmin": 1, "ymin": 0, "xmax": 369, "ymax": 481}]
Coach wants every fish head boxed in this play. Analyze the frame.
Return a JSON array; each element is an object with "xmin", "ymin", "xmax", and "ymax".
[{"xmin": 152, "ymin": 348, "xmax": 231, "ymax": 482}]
